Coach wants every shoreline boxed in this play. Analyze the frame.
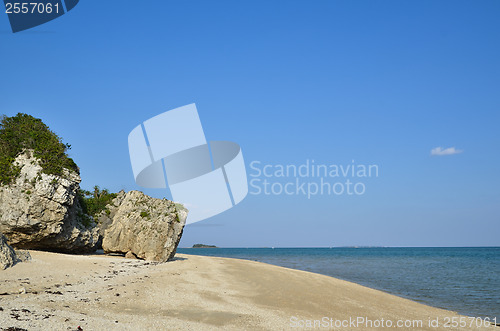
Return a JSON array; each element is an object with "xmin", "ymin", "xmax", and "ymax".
[
  {"xmin": 0, "ymin": 251, "xmax": 495, "ymax": 330},
  {"xmin": 178, "ymin": 246, "xmax": 500, "ymax": 323}
]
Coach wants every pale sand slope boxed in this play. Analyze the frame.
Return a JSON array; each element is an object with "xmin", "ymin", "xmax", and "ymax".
[{"xmin": 0, "ymin": 251, "xmax": 494, "ymax": 330}]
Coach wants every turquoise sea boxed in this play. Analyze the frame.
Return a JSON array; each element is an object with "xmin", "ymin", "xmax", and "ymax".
[{"xmin": 177, "ymin": 247, "xmax": 500, "ymax": 321}]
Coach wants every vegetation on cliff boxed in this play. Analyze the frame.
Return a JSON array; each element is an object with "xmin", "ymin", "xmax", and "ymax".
[
  {"xmin": 0, "ymin": 113, "xmax": 78, "ymax": 185},
  {"xmin": 78, "ymin": 186, "xmax": 118, "ymax": 219}
]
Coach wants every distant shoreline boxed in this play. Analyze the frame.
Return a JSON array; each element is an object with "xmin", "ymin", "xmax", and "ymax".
[{"xmin": 191, "ymin": 244, "xmax": 218, "ymax": 248}]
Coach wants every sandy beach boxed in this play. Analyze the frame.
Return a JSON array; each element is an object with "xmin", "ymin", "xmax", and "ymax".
[{"xmin": 0, "ymin": 251, "xmax": 494, "ymax": 330}]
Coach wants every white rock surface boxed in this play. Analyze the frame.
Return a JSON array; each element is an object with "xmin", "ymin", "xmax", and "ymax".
[
  {"xmin": 0, "ymin": 233, "xmax": 17, "ymax": 270},
  {"xmin": 102, "ymin": 190, "xmax": 187, "ymax": 262},
  {"xmin": 0, "ymin": 152, "xmax": 99, "ymax": 253}
]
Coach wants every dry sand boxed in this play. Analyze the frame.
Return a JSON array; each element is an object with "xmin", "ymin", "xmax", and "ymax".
[{"xmin": 0, "ymin": 251, "xmax": 494, "ymax": 330}]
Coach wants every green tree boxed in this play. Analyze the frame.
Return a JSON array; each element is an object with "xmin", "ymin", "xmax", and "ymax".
[
  {"xmin": 78, "ymin": 186, "xmax": 117, "ymax": 219},
  {"xmin": 0, "ymin": 113, "xmax": 79, "ymax": 185}
]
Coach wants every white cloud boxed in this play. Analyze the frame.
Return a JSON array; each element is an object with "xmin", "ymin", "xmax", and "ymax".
[{"xmin": 430, "ymin": 147, "xmax": 463, "ymax": 156}]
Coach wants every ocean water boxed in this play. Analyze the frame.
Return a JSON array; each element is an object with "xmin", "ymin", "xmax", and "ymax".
[{"xmin": 177, "ymin": 247, "xmax": 500, "ymax": 321}]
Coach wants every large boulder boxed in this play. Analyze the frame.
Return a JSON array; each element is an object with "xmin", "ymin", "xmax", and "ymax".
[
  {"xmin": 0, "ymin": 152, "xmax": 99, "ymax": 253},
  {"xmin": 0, "ymin": 233, "xmax": 17, "ymax": 270},
  {"xmin": 102, "ymin": 190, "xmax": 187, "ymax": 262}
]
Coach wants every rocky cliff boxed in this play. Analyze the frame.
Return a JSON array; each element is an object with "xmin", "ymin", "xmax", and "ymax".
[
  {"xmin": 0, "ymin": 113, "xmax": 187, "ymax": 260},
  {"xmin": 0, "ymin": 152, "xmax": 99, "ymax": 253},
  {"xmin": 101, "ymin": 190, "xmax": 187, "ymax": 262}
]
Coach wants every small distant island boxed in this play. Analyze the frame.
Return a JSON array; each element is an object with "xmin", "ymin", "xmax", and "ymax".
[{"xmin": 192, "ymin": 244, "xmax": 218, "ymax": 248}]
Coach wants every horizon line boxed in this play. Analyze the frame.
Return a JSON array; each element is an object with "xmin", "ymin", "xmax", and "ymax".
[{"xmin": 179, "ymin": 246, "xmax": 500, "ymax": 249}]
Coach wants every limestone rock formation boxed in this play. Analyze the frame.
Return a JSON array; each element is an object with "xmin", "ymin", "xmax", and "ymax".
[
  {"xmin": 95, "ymin": 190, "xmax": 127, "ymax": 240},
  {"xmin": 101, "ymin": 190, "xmax": 187, "ymax": 262},
  {"xmin": 0, "ymin": 152, "xmax": 99, "ymax": 253},
  {"xmin": 0, "ymin": 233, "xmax": 31, "ymax": 270},
  {"xmin": 0, "ymin": 233, "xmax": 17, "ymax": 270}
]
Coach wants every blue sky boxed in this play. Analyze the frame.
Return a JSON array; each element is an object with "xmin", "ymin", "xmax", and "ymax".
[{"xmin": 1, "ymin": 0, "xmax": 499, "ymax": 247}]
